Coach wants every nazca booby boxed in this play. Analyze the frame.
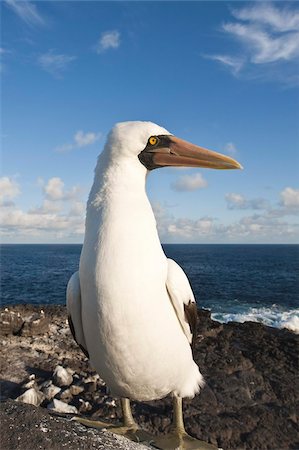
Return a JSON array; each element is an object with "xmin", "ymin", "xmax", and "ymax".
[{"xmin": 67, "ymin": 121, "xmax": 242, "ymax": 449}]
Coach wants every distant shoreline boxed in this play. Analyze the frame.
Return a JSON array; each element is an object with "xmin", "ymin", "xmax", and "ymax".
[{"xmin": 1, "ymin": 302, "xmax": 298, "ymax": 335}]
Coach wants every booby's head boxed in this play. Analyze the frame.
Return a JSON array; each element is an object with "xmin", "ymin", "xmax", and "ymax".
[{"xmin": 104, "ymin": 121, "xmax": 242, "ymax": 171}]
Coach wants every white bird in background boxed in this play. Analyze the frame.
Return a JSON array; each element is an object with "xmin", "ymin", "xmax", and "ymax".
[{"xmin": 67, "ymin": 121, "xmax": 242, "ymax": 449}]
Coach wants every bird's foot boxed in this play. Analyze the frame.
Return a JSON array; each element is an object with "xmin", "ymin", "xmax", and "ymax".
[
  {"xmin": 71, "ymin": 416, "xmax": 155, "ymax": 445},
  {"xmin": 152, "ymin": 429, "xmax": 218, "ymax": 450}
]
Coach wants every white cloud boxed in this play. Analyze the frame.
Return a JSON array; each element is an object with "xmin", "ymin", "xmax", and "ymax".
[
  {"xmin": 236, "ymin": 213, "xmax": 299, "ymax": 240},
  {"xmin": 2, "ymin": 178, "xmax": 298, "ymax": 244},
  {"xmin": 74, "ymin": 131, "xmax": 100, "ymax": 148},
  {"xmin": 96, "ymin": 31, "xmax": 120, "ymax": 54},
  {"xmin": 223, "ymin": 22, "xmax": 299, "ymax": 64},
  {"xmin": 1, "ymin": 209, "xmax": 84, "ymax": 234},
  {"xmin": 0, "ymin": 177, "xmax": 20, "ymax": 206},
  {"xmin": 171, "ymin": 173, "xmax": 207, "ymax": 192},
  {"xmin": 168, "ymin": 217, "xmax": 216, "ymax": 239},
  {"xmin": 226, "ymin": 192, "xmax": 246, "ymax": 208},
  {"xmin": 29, "ymin": 199, "xmax": 62, "ymax": 215},
  {"xmin": 224, "ymin": 142, "xmax": 238, "ymax": 155},
  {"xmin": 44, "ymin": 177, "xmax": 64, "ymax": 201},
  {"xmin": 55, "ymin": 130, "xmax": 102, "ymax": 153},
  {"xmin": 280, "ymin": 187, "xmax": 299, "ymax": 208},
  {"xmin": 38, "ymin": 50, "xmax": 76, "ymax": 78},
  {"xmin": 28, "ymin": 177, "xmax": 82, "ymax": 216},
  {"xmin": 153, "ymin": 187, "xmax": 299, "ymax": 243},
  {"xmin": 54, "ymin": 143, "xmax": 74, "ymax": 153},
  {"xmin": 226, "ymin": 192, "xmax": 270, "ymax": 210},
  {"xmin": 153, "ymin": 202, "xmax": 298, "ymax": 244},
  {"xmin": 207, "ymin": 3, "xmax": 299, "ymax": 85},
  {"xmin": 1, "ymin": 176, "xmax": 86, "ymax": 242},
  {"xmin": 232, "ymin": 4, "xmax": 299, "ymax": 33},
  {"xmin": 44, "ymin": 177, "xmax": 80, "ymax": 201},
  {"xmin": 5, "ymin": 0, "xmax": 44, "ymax": 26},
  {"xmin": 69, "ymin": 201, "xmax": 85, "ymax": 217}
]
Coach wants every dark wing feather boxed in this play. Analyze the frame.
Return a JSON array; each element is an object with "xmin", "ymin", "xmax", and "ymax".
[
  {"xmin": 184, "ymin": 300, "xmax": 198, "ymax": 352},
  {"xmin": 68, "ymin": 315, "xmax": 89, "ymax": 359},
  {"xmin": 66, "ymin": 271, "xmax": 89, "ymax": 359}
]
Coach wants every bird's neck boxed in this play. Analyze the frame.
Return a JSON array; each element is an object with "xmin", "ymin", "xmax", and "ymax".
[
  {"xmin": 81, "ymin": 152, "xmax": 167, "ymax": 296},
  {"xmin": 89, "ymin": 155, "xmax": 148, "ymax": 209},
  {"xmin": 85, "ymin": 155, "xmax": 158, "ymax": 245}
]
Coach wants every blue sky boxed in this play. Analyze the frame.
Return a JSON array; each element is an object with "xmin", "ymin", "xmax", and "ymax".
[{"xmin": 1, "ymin": 0, "xmax": 299, "ymax": 243}]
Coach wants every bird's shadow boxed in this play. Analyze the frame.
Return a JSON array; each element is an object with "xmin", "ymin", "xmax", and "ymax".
[
  {"xmin": 25, "ymin": 365, "xmax": 52, "ymax": 380},
  {"xmin": 0, "ymin": 365, "xmax": 53, "ymax": 403},
  {"xmin": 0, "ymin": 379, "xmax": 21, "ymax": 401}
]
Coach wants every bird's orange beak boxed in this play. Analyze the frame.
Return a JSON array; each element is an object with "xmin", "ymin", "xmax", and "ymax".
[{"xmin": 150, "ymin": 136, "xmax": 243, "ymax": 170}]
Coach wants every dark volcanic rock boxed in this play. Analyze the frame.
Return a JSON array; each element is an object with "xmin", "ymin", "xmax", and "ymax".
[
  {"xmin": 0, "ymin": 308, "xmax": 49, "ymax": 336},
  {"xmin": 21, "ymin": 311, "xmax": 49, "ymax": 336},
  {"xmin": 0, "ymin": 399, "xmax": 150, "ymax": 450},
  {"xmin": 0, "ymin": 310, "xmax": 24, "ymax": 335},
  {"xmin": 0, "ymin": 305, "xmax": 298, "ymax": 450},
  {"xmin": 190, "ymin": 312, "xmax": 299, "ymax": 449}
]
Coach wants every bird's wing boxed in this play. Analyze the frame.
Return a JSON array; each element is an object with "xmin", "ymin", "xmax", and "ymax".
[
  {"xmin": 66, "ymin": 271, "xmax": 89, "ymax": 358},
  {"xmin": 166, "ymin": 258, "xmax": 198, "ymax": 350}
]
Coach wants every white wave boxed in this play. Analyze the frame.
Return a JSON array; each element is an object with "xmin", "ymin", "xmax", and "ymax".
[{"xmin": 211, "ymin": 307, "xmax": 299, "ymax": 334}]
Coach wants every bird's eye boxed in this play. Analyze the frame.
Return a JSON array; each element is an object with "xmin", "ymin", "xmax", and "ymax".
[{"xmin": 149, "ymin": 136, "xmax": 158, "ymax": 146}]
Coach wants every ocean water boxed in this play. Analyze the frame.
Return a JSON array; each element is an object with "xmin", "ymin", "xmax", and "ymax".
[{"xmin": 1, "ymin": 244, "xmax": 298, "ymax": 333}]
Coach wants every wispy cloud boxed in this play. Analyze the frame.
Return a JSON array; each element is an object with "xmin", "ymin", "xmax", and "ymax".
[
  {"xmin": 38, "ymin": 50, "xmax": 76, "ymax": 78},
  {"xmin": 232, "ymin": 4, "xmax": 299, "ymax": 33},
  {"xmin": 171, "ymin": 173, "xmax": 207, "ymax": 192},
  {"xmin": 223, "ymin": 22, "xmax": 299, "ymax": 64},
  {"xmin": 5, "ymin": 0, "xmax": 45, "ymax": 26},
  {"xmin": 74, "ymin": 130, "xmax": 101, "ymax": 148},
  {"xmin": 0, "ymin": 47, "xmax": 11, "ymax": 55},
  {"xmin": 205, "ymin": 54, "xmax": 244, "ymax": 75},
  {"xmin": 207, "ymin": 3, "xmax": 299, "ymax": 85},
  {"xmin": 224, "ymin": 142, "xmax": 238, "ymax": 156},
  {"xmin": 0, "ymin": 47, "xmax": 12, "ymax": 74},
  {"xmin": 96, "ymin": 30, "xmax": 120, "ymax": 54},
  {"xmin": 55, "ymin": 130, "xmax": 102, "ymax": 153}
]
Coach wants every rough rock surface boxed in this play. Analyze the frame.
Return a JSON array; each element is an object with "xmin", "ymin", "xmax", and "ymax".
[
  {"xmin": 0, "ymin": 399, "xmax": 151, "ymax": 450},
  {"xmin": 53, "ymin": 365, "xmax": 73, "ymax": 387},
  {"xmin": 0, "ymin": 304, "xmax": 298, "ymax": 450},
  {"xmin": 16, "ymin": 387, "xmax": 45, "ymax": 406}
]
